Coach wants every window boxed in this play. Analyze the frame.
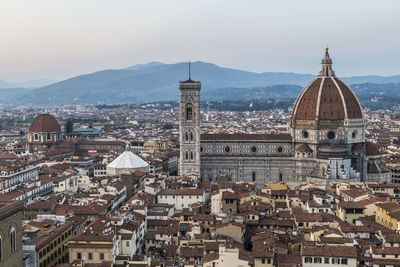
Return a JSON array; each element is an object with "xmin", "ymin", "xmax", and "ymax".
[
  {"xmin": 190, "ymin": 132, "xmax": 193, "ymax": 141},
  {"xmin": 261, "ymin": 259, "xmax": 265, "ymax": 264},
  {"xmin": 185, "ymin": 132, "xmax": 189, "ymax": 141},
  {"xmin": 186, "ymin": 103, "xmax": 193, "ymax": 121},
  {"xmin": 304, "ymin": 257, "xmax": 312, "ymax": 263},
  {"xmin": 332, "ymin": 258, "xmax": 340, "ymax": 264},
  {"xmin": 77, "ymin": 252, "xmax": 81, "ymax": 260},
  {"xmin": 46, "ymin": 133, "xmax": 51, "ymax": 140},
  {"xmin": 185, "ymin": 151, "xmax": 188, "ymax": 160},
  {"xmin": 88, "ymin": 252, "xmax": 93, "ymax": 260},
  {"xmin": 126, "ymin": 241, "xmax": 130, "ymax": 247},
  {"xmin": 341, "ymin": 259, "xmax": 348, "ymax": 265},
  {"xmin": 252, "ymin": 171, "xmax": 256, "ymax": 182},
  {"xmin": 100, "ymin": 253, "xmax": 104, "ymax": 260},
  {"xmin": 190, "ymin": 151, "xmax": 194, "ymax": 160},
  {"xmin": 327, "ymin": 131, "xmax": 335, "ymax": 139},
  {"xmin": 10, "ymin": 227, "xmax": 16, "ymax": 253},
  {"xmin": 267, "ymin": 259, "xmax": 271, "ymax": 264},
  {"xmin": 314, "ymin": 257, "xmax": 322, "ymax": 263},
  {"xmin": 325, "ymin": 257, "xmax": 330, "ymax": 264},
  {"xmin": 34, "ymin": 133, "xmax": 39, "ymax": 141}
]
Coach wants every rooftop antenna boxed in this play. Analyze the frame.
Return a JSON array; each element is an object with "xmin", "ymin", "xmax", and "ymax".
[{"xmin": 188, "ymin": 60, "xmax": 191, "ymax": 80}]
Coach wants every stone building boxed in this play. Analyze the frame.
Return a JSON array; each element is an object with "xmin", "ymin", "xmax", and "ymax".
[
  {"xmin": 28, "ymin": 114, "xmax": 62, "ymax": 153},
  {"xmin": 27, "ymin": 114, "xmax": 125, "ymax": 157},
  {"xmin": 179, "ymin": 49, "xmax": 391, "ymax": 184},
  {"xmin": 0, "ymin": 200, "xmax": 24, "ymax": 267}
]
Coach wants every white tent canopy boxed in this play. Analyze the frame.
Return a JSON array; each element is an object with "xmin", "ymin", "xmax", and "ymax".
[{"xmin": 106, "ymin": 151, "xmax": 149, "ymax": 175}]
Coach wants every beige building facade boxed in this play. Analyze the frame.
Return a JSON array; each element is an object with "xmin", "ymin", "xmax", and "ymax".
[{"xmin": 0, "ymin": 200, "xmax": 24, "ymax": 267}]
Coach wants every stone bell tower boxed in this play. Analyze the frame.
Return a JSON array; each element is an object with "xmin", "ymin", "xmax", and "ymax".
[{"xmin": 179, "ymin": 62, "xmax": 201, "ymax": 176}]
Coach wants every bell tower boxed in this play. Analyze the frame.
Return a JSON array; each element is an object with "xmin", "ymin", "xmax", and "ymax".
[{"xmin": 179, "ymin": 62, "xmax": 201, "ymax": 176}]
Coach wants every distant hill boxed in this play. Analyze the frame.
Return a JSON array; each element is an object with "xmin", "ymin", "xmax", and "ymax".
[
  {"xmin": 124, "ymin": 62, "xmax": 164, "ymax": 71},
  {"xmin": 1, "ymin": 61, "xmax": 400, "ymax": 104},
  {"xmin": 204, "ymin": 85, "xmax": 303, "ymax": 101},
  {"xmin": 0, "ymin": 78, "xmax": 57, "ymax": 89}
]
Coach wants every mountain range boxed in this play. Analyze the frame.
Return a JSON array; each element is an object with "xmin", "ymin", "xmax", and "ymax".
[
  {"xmin": 0, "ymin": 78, "xmax": 58, "ymax": 89},
  {"xmin": 1, "ymin": 62, "xmax": 400, "ymax": 105}
]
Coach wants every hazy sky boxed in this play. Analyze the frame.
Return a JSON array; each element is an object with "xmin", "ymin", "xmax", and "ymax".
[{"xmin": 1, "ymin": 0, "xmax": 399, "ymax": 82}]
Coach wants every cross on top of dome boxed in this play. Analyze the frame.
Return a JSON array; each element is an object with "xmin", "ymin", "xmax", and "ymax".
[{"xmin": 318, "ymin": 46, "xmax": 335, "ymax": 77}]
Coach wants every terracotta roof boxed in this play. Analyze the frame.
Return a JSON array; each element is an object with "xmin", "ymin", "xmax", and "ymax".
[
  {"xmin": 341, "ymin": 188, "xmax": 367, "ymax": 199},
  {"xmin": 320, "ymin": 236, "xmax": 353, "ymax": 244},
  {"xmin": 292, "ymin": 77, "xmax": 362, "ymax": 123},
  {"xmin": 295, "ymin": 143, "xmax": 313, "ymax": 153},
  {"xmin": 366, "ymin": 142, "xmax": 383, "ymax": 156},
  {"xmin": 356, "ymin": 197, "xmax": 379, "ymax": 207},
  {"xmin": 302, "ymin": 245, "xmax": 357, "ymax": 258},
  {"xmin": 338, "ymin": 201, "xmax": 365, "ymax": 209},
  {"xmin": 372, "ymin": 246, "xmax": 400, "ymax": 255},
  {"xmin": 222, "ymin": 191, "xmax": 238, "ymax": 200},
  {"xmin": 180, "ymin": 247, "xmax": 203, "ymax": 258},
  {"xmin": 376, "ymin": 202, "xmax": 400, "ymax": 212},
  {"xmin": 29, "ymin": 114, "xmax": 61, "ymax": 133},
  {"xmin": 158, "ymin": 188, "xmax": 204, "ymax": 196}
]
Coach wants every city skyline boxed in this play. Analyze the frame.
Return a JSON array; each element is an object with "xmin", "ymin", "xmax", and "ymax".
[{"xmin": 1, "ymin": 0, "xmax": 400, "ymax": 82}]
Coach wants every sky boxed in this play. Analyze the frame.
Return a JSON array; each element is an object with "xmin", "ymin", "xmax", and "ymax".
[{"xmin": 0, "ymin": 0, "xmax": 399, "ymax": 82}]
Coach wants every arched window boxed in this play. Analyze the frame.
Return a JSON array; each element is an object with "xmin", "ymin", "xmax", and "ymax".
[
  {"xmin": 185, "ymin": 132, "xmax": 189, "ymax": 141},
  {"xmin": 34, "ymin": 133, "xmax": 39, "ymax": 141},
  {"xmin": 0, "ymin": 236, "xmax": 2, "ymax": 260},
  {"xmin": 190, "ymin": 151, "xmax": 194, "ymax": 160},
  {"xmin": 185, "ymin": 151, "xmax": 188, "ymax": 160},
  {"xmin": 190, "ymin": 132, "xmax": 193, "ymax": 141},
  {"xmin": 279, "ymin": 173, "xmax": 283, "ymax": 182},
  {"xmin": 186, "ymin": 104, "xmax": 193, "ymax": 121},
  {"xmin": 252, "ymin": 171, "xmax": 256, "ymax": 182},
  {"xmin": 10, "ymin": 227, "xmax": 16, "ymax": 253}
]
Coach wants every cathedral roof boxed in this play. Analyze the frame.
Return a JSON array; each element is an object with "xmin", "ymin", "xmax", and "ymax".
[
  {"xmin": 365, "ymin": 142, "xmax": 383, "ymax": 156},
  {"xmin": 295, "ymin": 143, "xmax": 313, "ymax": 153},
  {"xmin": 29, "ymin": 114, "xmax": 61, "ymax": 133},
  {"xmin": 291, "ymin": 48, "xmax": 362, "ymax": 124}
]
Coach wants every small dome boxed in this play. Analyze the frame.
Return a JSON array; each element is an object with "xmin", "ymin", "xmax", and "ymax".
[
  {"xmin": 291, "ymin": 49, "xmax": 362, "ymax": 125},
  {"xmin": 29, "ymin": 114, "xmax": 61, "ymax": 133}
]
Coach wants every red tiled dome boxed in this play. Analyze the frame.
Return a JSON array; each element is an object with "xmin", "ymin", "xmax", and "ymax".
[
  {"xmin": 29, "ymin": 114, "xmax": 61, "ymax": 133},
  {"xmin": 292, "ymin": 49, "xmax": 362, "ymax": 123}
]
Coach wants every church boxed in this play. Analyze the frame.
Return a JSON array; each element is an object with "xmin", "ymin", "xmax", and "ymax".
[{"xmin": 179, "ymin": 48, "xmax": 391, "ymax": 185}]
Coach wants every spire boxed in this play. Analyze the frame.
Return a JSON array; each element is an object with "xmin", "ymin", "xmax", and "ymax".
[
  {"xmin": 318, "ymin": 46, "xmax": 335, "ymax": 77},
  {"xmin": 188, "ymin": 60, "xmax": 191, "ymax": 80}
]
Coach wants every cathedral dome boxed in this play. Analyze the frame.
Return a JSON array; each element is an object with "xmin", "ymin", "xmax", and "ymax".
[
  {"xmin": 291, "ymin": 48, "xmax": 362, "ymax": 125},
  {"xmin": 29, "ymin": 114, "xmax": 61, "ymax": 133}
]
